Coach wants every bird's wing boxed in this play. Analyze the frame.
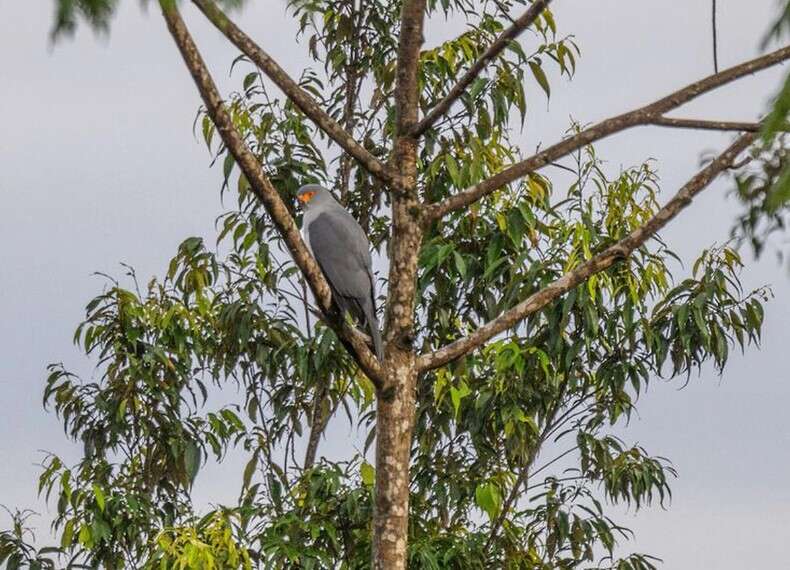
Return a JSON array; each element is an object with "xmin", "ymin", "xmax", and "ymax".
[
  {"xmin": 306, "ymin": 208, "xmax": 383, "ymax": 359},
  {"xmin": 306, "ymin": 211, "xmax": 373, "ymax": 301}
]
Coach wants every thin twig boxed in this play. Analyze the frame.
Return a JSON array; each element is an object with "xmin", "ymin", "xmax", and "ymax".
[
  {"xmin": 483, "ymin": 382, "xmax": 568, "ymax": 553},
  {"xmin": 712, "ymin": 0, "xmax": 719, "ymax": 73},
  {"xmin": 412, "ymin": 0, "xmax": 553, "ymax": 137}
]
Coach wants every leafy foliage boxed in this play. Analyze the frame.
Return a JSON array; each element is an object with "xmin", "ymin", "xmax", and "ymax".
[
  {"xmin": 7, "ymin": 0, "xmax": 775, "ymax": 568},
  {"xmin": 50, "ymin": 0, "xmax": 249, "ymax": 39},
  {"xmin": 731, "ymin": 1, "xmax": 790, "ymax": 258}
]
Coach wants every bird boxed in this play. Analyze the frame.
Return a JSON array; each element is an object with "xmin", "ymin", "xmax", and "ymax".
[{"xmin": 296, "ymin": 184, "xmax": 384, "ymax": 361}]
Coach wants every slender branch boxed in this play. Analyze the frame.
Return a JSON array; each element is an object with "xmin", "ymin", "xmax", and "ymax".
[
  {"xmin": 529, "ymin": 445, "xmax": 579, "ymax": 479},
  {"xmin": 303, "ymin": 382, "xmax": 328, "ymax": 469},
  {"xmin": 417, "ymin": 132, "xmax": 755, "ymax": 371},
  {"xmin": 159, "ymin": 2, "xmax": 383, "ymax": 386},
  {"xmin": 712, "ymin": 0, "xmax": 719, "ymax": 73},
  {"xmin": 301, "ymin": 274, "xmax": 327, "ymax": 470},
  {"xmin": 338, "ymin": 0, "xmax": 363, "ymax": 204},
  {"xmin": 191, "ymin": 0, "xmax": 401, "ymax": 189},
  {"xmin": 484, "ymin": 457, "xmax": 531, "ymax": 553},
  {"xmin": 651, "ymin": 116, "xmax": 763, "ymax": 132},
  {"xmin": 425, "ymin": 45, "xmax": 790, "ymax": 221},
  {"xmin": 484, "ymin": 381, "xmax": 567, "ymax": 553},
  {"xmin": 411, "ymin": 0, "xmax": 552, "ymax": 137}
]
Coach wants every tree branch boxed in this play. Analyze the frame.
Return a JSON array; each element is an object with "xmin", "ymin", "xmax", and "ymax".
[
  {"xmin": 651, "ymin": 116, "xmax": 764, "ymax": 131},
  {"xmin": 337, "ymin": 0, "xmax": 363, "ymax": 204},
  {"xmin": 159, "ymin": 2, "xmax": 384, "ymax": 386},
  {"xmin": 483, "ymin": 381, "xmax": 567, "ymax": 553},
  {"xmin": 411, "ymin": 0, "xmax": 552, "ymax": 137},
  {"xmin": 303, "ymin": 382, "xmax": 329, "ymax": 469},
  {"xmin": 191, "ymin": 0, "xmax": 401, "ymax": 189},
  {"xmin": 425, "ymin": 45, "xmax": 790, "ymax": 221},
  {"xmin": 712, "ymin": 0, "xmax": 719, "ymax": 73},
  {"xmin": 417, "ymin": 132, "xmax": 755, "ymax": 371}
]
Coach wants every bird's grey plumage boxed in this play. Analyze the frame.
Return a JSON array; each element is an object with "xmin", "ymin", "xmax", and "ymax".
[{"xmin": 298, "ymin": 184, "xmax": 384, "ymax": 360}]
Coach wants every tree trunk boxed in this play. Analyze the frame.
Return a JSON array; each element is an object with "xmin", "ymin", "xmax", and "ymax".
[
  {"xmin": 372, "ymin": 349, "xmax": 417, "ymax": 570},
  {"xmin": 373, "ymin": 0, "xmax": 425, "ymax": 564}
]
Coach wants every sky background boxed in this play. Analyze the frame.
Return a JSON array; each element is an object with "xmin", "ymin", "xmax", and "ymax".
[{"xmin": 1, "ymin": 0, "xmax": 788, "ymax": 567}]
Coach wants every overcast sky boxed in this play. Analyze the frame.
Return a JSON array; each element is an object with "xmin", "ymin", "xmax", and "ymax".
[{"xmin": 1, "ymin": 1, "xmax": 788, "ymax": 567}]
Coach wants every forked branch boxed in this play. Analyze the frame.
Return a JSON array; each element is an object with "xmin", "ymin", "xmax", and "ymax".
[
  {"xmin": 417, "ymin": 132, "xmax": 755, "ymax": 371},
  {"xmin": 192, "ymin": 0, "xmax": 401, "ymax": 189},
  {"xmin": 425, "ymin": 45, "xmax": 790, "ymax": 220},
  {"xmin": 159, "ymin": 2, "xmax": 384, "ymax": 385},
  {"xmin": 411, "ymin": 0, "xmax": 553, "ymax": 137}
]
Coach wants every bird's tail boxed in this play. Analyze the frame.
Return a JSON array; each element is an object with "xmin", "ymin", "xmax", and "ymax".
[{"xmin": 362, "ymin": 299, "xmax": 384, "ymax": 361}]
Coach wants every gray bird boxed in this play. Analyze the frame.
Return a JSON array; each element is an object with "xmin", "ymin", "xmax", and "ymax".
[{"xmin": 297, "ymin": 184, "xmax": 384, "ymax": 361}]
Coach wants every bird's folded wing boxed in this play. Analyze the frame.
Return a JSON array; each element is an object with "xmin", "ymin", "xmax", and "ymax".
[{"xmin": 306, "ymin": 212, "xmax": 372, "ymax": 299}]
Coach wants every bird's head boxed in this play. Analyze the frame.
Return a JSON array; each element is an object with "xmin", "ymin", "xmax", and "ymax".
[{"xmin": 296, "ymin": 184, "xmax": 331, "ymax": 208}]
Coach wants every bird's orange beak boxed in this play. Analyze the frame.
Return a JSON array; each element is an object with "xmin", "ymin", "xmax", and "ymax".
[{"xmin": 298, "ymin": 191, "xmax": 316, "ymax": 204}]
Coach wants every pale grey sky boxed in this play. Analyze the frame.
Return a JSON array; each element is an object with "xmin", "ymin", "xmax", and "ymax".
[{"xmin": 1, "ymin": 1, "xmax": 788, "ymax": 568}]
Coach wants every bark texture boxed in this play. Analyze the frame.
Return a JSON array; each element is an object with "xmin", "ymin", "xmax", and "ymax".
[
  {"xmin": 372, "ymin": 351, "xmax": 418, "ymax": 570},
  {"xmin": 651, "ymin": 116, "xmax": 765, "ymax": 132},
  {"xmin": 303, "ymin": 382, "xmax": 329, "ymax": 470},
  {"xmin": 370, "ymin": 1, "xmax": 426, "ymax": 567}
]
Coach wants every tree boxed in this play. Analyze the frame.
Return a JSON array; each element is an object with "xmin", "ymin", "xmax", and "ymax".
[{"xmin": 2, "ymin": 0, "xmax": 788, "ymax": 568}]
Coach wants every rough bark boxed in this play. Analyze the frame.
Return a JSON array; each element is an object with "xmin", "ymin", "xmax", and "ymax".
[
  {"xmin": 372, "ymin": 351, "xmax": 418, "ymax": 570},
  {"xmin": 386, "ymin": 0, "xmax": 426, "ymax": 344},
  {"xmin": 418, "ymin": 132, "xmax": 755, "ymax": 371},
  {"xmin": 425, "ymin": 45, "xmax": 790, "ymax": 220},
  {"xmin": 371, "ymin": 0, "xmax": 426, "ymax": 567},
  {"xmin": 158, "ymin": 2, "xmax": 384, "ymax": 386}
]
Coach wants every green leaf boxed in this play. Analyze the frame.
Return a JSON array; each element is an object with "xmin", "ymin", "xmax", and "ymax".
[
  {"xmin": 475, "ymin": 482, "xmax": 502, "ymax": 520},
  {"xmin": 184, "ymin": 440, "xmax": 201, "ymax": 484},
  {"xmin": 469, "ymin": 77, "xmax": 488, "ymax": 99},
  {"xmin": 528, "ymin": 60, "xmax": 551, "ymax": 99},
  {"xmin": 449, "ymin": 381, "xmax": 471, "ymax": 418},
  {"xmin": 77, "ymin": 523, "xmax": 92, "ymax": 548},
  {"xmin": 242, "ymin": 451, "xmax": 259, "ymax": 490},
  {"xmin": 61, "ymin": 519, "xmax": 75, "ymax": 549},
  {"xmin": 453, "ymin": 251, "xmax": 467, "ymax": 278},
  {"xmin": 445, "ymin": 154, "xmax": 461, "ymax": 187},
  {"xmin": 92, "ymin": 484, "xmax": 105, "ymax": 512},
  {"xmin": 243, "ymin": 72, "xmax": 257, "ymax": 92},
  {"xmin": 361, "ymin": 461, "xmax": 376, "ymax": 486}
]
